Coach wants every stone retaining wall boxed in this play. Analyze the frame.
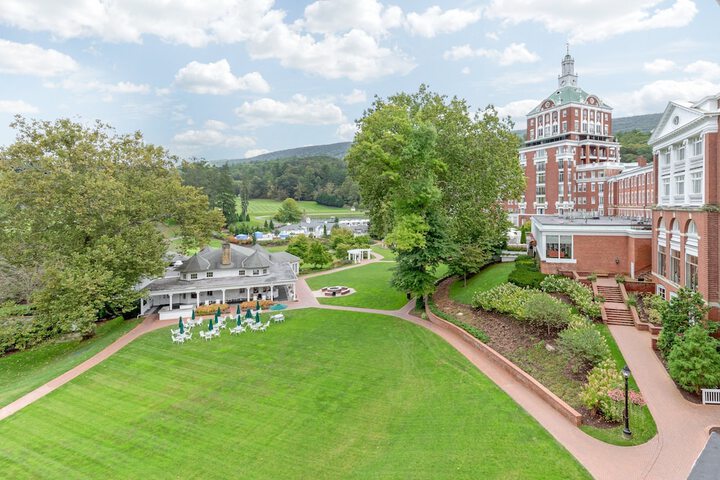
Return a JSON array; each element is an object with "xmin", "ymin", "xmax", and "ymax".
[{"xmin": 424, "ymin": 304, "xmax": 583, "ymax": 427}]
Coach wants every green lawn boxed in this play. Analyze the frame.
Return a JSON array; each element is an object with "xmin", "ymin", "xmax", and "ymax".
[
  {"xmin": 449, "ymin": 262, "xmax": 516, "ymax": 304},
  {"xmin": 0, "ymin": 317, "xmax": 141, "ymax": 407},
  {"xmin": 370, "ymin": 244, "xmax": 395, "ymax": 260},
  {"xmin": 0, "ymin": 309, "xmax": 589, "ymax": 479},
  {"xmin": 581, "ymin": 324, "xmax": 657, "ymax": 446},
  {"xmin": 306, "ymin": 262, "xmax": 407, "ymax": 310},
  {"xmin": 241, "ymin": 198, "xmax": 366, "ymax": 221},
  {"xmin": 265, "ymin": 244, "xmax": 288, "ymax": 253}
]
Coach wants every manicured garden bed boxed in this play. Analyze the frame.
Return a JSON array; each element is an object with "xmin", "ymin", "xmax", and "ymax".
[
  {"xmin": 0, "ymin": 316, "xmax": 141, "ymax": 407},
  {"xmin": 433, "ymin": 277, "xmax": 657, "ymax": 446},
  {"xmin": 306, "ymin": 262, "xmax": 407, "ymax": 310},
  {"xmin": 0, "ymin": 309, "xmax": 589, "ymax": 479}
]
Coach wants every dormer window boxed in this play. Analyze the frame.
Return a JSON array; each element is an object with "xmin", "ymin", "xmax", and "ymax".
[
  {"xmin": 253, "ymin": 269, "xmax": 260, "ymax": 275},
  {"xmin": 190, "ymin": 273, "xmax": 197, "ymax": 280},
  {"xmin": 206, "ymin": 272, "xmax": 213, "ymax": 278},
  {"xmin": 238, "ymin": 270, "xmax": 245, "ymax": 276},
  {"xmin": 263, "ymin": 268, "xmax": 268, "ymax": 275}
]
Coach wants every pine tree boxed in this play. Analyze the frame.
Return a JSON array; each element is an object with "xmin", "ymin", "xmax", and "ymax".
[{"xmin": 668, "ymin": 325, "xmax": 720, "ymax": 394}]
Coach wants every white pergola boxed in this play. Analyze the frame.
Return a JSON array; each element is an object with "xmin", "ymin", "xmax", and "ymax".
[{"xmin": 347, "ymin": 248, "xmax": 372, "ymax": 264}]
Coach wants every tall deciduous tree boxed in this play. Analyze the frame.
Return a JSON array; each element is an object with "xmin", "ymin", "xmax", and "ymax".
[
  {"xmin": 0, "ymin": 117, "xmax": 224, "ymax": 336},
  {"xmin": 347, "ymin": 86, "xmax": 524, "ymax": 298},
  {"xmin": 274, "ymin": 198, "xmax": 303, "ymax": 223},
  {"xmin": 180, "ymin": 161, "xmax": 237, "ymax": 226}
]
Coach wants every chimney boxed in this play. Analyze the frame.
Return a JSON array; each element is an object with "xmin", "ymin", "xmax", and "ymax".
[
  {"xmin": 221, "ymin": 242, "xmax": 231, "ymax": 265},
  {"xmin": 637, "ymin": 156, "xmax": 647, "ymax": 167}
]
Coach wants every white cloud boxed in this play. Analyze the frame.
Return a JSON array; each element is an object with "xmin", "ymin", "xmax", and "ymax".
[
  {"xmin": 0, "ymin": 39, "xmax": 77, "ymax": 76},
  {"xmin": 684, "ymin": 60, "xmax": 720, "ymax": 80},
  {"xmin": 444, "ymin": 42, "xmax": 539, "ymax": 66},
  {"xmin": 247, "ymin": 26, "xmax": 415, "ymax": 81},
  {"xmin": 244, "ymin": 148, "xmax": 270, "ymax": 158},
  {"xmin": 236, "ymin": 94, "xmax": 346, "ymax": 126},
  {"xmin": 173, "ymin": 122, "xmax": 255, "ymax": 149},
  {"xmin": 336, "ymin": 122, "xmax": 358, "ymax": 140},
  {"xmin": 301, "ymin": 0, "xmax": 403, "ymax": 36},
  {"xmin": 461, "ymin": 66, "xmax": 471, "ymax": 75},
  {"xmin": 341, "ymin": 89, "xmax": 367, "ymax": 104},
  {"xmin": 485, "ymin": 31, "xmax": 499, "ymax": 41},
  {"xmin": 174, "ymin": 59, "xmax": 270, "ymax": 95},
  {"xmin": 643, "ymin": 58, "xmax": 676, "ymax": 74},
  {"xmin": 494, "ymin": 99, "xmax": 539, "ymax": 124},
  {"xmin": 405, "ymin": 6, "xmax": 482, "ymax": 38},
  {"xmin": 486, "ymin": 0, "xmax": 698, "ymax": 43},
  {"xmin": 47, "ymin": 77, "xmax": 151, "ymax": 96},
  {"xmin": 0, "ymin": 99, "xmax": 39, "ymax": 114},
  {"xmin": 610, "ymin": 78, "xmax": 720, "ymax": 116}
]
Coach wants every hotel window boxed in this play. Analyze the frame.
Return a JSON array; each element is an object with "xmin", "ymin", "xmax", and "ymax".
[
  {"xmin": 537, "ymin": 173, "xmax": 546, "ymax": 184},
  {"xmin": 670, "ymin": 249, "xmax": 681, "ymax": 284},
  {"xmin": 678, "ymin": 144, "xmax": 685, "ymax": 161},
  {"xmin": 656, "ymin": 284, "xmax": 666, "ymax": 300},
  {"xmin": 591, "ymin": 183, "xmax": 595, "ymax": 192},
  {"xmin": 691, "ymin": 170, "xmax": 702, "ymax": 194},
  {"xmin": 562, "ymin": 110, "xmax": 567, "ymax": 117},
  {"xmin": 657, "ymin": 245, "xmax": 666, "ymax": 277},
  {"xmin": 675, "ymin": 175, "xmax": 684, "ymax": 195},
  {"xmin": 207, "ymin": 291, "xmax": 213, "ymax": 296},
  {"xmin": 685, "ymin": 254, "xmax": 698, "ymax": 290},
  {"xmin": 693, "ymin": 137, "xmax": 703, "ymax": 156},
  {"xmin": 252, "ymin": 269, "xmax": 260, "ymax": 275},
  {"xmin": 574, "ymin": 120, "xmax": 579, "ymax": 131},
  {"xmin": 190, "ymin": 273, "xmax": 198, "ymax": 280},
  {"xmin": 662, "ymin": 178, "xmax": 670, "ymax": 196},
  {"xmin": 582, "ymin": 122, "xmax": 587, "ymax": 132},
  {"xmin": 262, "ymin": 268, "xmax": 268, "ymax": 275},
  {"xmin": 206, "ymin": 272, "xmax": 214, "ymax": 278},
  {"xmin": 238, "ymin": 270, "xmax": 245, "ymax": 276},
  {"xmin": 545, "ymin": 235, "xmax": 572, "ymax": 259},
  {"xmin": 561, "ymin": 121, "xmax": 567, "ymax": 132}
]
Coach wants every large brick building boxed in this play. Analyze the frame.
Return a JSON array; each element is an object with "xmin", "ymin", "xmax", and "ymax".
[
  {"xmin": 649, "ymin": 94, "xmax": 720, "ymax": 319},
  {"xmin": 508, "ymin": 49, "xmax": 624, "ymax": 224}
]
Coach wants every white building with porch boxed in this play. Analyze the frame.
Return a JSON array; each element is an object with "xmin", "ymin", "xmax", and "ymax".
[{"xmin": 140, "ymin": 243, "xmax": 300, "ymax": 315}]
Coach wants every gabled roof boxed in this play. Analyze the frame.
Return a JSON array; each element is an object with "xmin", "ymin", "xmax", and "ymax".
[
  {"xmin": 178, "ymin": 243, "xmax": 267, "ymax": 273},
  {"xmin": 242, "ymin": 251, "xmax": 270, "ymax": 269},
  {"xmin": 528, "ymin": 86, "xmax": 610, "ymax": 115},
  {"xmin": 648, "ymin": 100, "xmax": 708, "ymax": 145}
]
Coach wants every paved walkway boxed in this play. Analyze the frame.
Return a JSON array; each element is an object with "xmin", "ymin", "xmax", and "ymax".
[{"xmin": 2, "ymin": 253, "xmax": 718, "ymax": 479}]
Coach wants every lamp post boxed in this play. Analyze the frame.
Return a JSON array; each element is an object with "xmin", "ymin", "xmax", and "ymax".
[{"xmin": 622, "ymin": 365, "xmax": 632, "ymax": 438}]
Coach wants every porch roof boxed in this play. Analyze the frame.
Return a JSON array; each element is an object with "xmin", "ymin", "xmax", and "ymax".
[{"xmin": 146, "ymin": 265, "xmax": 296, "ymax": 295}]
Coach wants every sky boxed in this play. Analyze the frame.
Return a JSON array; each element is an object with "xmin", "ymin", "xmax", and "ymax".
[{"xmin": 0, "ymin": 0, "xmax": 719, "ymax": 161}]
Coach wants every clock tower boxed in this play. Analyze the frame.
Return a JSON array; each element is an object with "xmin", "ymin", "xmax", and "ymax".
[{"xmin": 558, "ymin": 45, "xmax": 578, "ymax": 88}]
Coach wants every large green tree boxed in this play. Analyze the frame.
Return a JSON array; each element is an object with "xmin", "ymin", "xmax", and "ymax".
[
  {"xmin": 180, "ymin": 161, "xmax": 238, "ymax": 225},
  {"xmin": 274, "ymin": 198, "xmax": 303, "ymax": 223},
  {"xmin": 0, "ymin": 117, "xmax": 224, "ymax": 336},
  {"xmin": 347, "ymin": 86, "xmax": 524, "ymax": 297}
]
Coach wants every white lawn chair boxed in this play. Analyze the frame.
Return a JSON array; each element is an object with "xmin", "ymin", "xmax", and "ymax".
[
  {"xmin": 211, "ymin": 328, "xmax": 221, "ymax": 337},
  {"xmin": 271, "ymin": 314, "xmax": 285, "ymax": 323},
  {"xmin": 182, "ymin": 332, "xmax": 193, "ymax": 341},
  {"xmin": 171, "ymin": 328, "xmax": 181, "ymax": 335},
  {"xmin": 199, "ymin": 330, "xmax": 212, "ymax": 341},
  {"xmin": 230, "ymin": 325, "xmax": 246, "ymax": 335},
  {"xmin": 172, "ymin": 334, "xmax": 185, "ymax": 344},
  {"xmin": 258, "ymin": 321, "xmax": 270, "ymax": 332},
  {"xmin": 250, "ymin": 322, "xmax": 262, "ymax": 332}
]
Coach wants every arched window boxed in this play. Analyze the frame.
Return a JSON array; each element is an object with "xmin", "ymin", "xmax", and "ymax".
[
  {"xmin": 669, "ymin": 220, "xmax": 681, "ymax": 283},
  {"xmin": 656, "ymin": 218, "xmax": 667, "ymax": 277},
  {"xmin": 685, "ymin": 220, "xmax": 699, "ymax": 290}
]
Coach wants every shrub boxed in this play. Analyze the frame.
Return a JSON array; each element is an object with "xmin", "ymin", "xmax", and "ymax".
[
  {"xmin": 472, "ymin": 282, "xmax": 531, "ymax": 318},
  {"xmin": 195, "ymin": 303, "xmax": 229, "ymax": 315},
  {"xmin": 667, "ymin": 325, "xmax": 720, "ymax": 394},
  {"xmin": 239, "ymin": 299, "xmax": 274, "ymax": 310},
  {"xmin": 614, "ymin": 274, "xmax": 626, "ymax": 284},
  {"xmin": 428, "ymin": 297, "xmax": 489, "ymax": 343},
  {"xmin": 587, "ymin": 273, "xmax": 597, "ymax": 281},
  {"xmin": 580, "ymin": 358, "xmax": 623, "ymax": 417},
  {"xmin": 608, "ymin": 388, "xmax": 646, "ymax": 406},
  {"xmin": 558, "ymin": 325, "xmax": 610, "ymax": 372},
  {"xmin": 521, "ymin": 292, "xmax": 570, "ymax": 334},
  {"xmin": 508, "ymin": 257, "xmax": 546, "ymax": 289},
  {"xmin": 626, "ymin": 293, "xmax": 637, "ymax": 308},
  {"xmin": 657, "ymin": 287, "xmax": 709, "ymax": 357},
  {"xmin": 0, "ymin": 316, "xmax": 54, "ymax": 354},
  {"xmin": 641, "ymin": 293, "xmax": 667, "ymax": 325},
  {"xmin": 540, "ymin": 275, "xmax": 602, "ymax": 319}
]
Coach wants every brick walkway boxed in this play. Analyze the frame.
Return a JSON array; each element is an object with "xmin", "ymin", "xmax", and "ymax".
[{"xmin": 2, "ymin": 255, "xmax": 718, "ymax": 479}]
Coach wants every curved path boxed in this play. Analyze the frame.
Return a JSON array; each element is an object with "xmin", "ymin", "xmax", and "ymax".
[{"xmin": 2, "ymin": 253, "xmax": 718, "ymax": 479}]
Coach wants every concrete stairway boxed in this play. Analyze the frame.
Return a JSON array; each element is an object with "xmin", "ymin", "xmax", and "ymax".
[{"xmin": 596, "ymin": 281, "xmax": 635, "ymax": 327}]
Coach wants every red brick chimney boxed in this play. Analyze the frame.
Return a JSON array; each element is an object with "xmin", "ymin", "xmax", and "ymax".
[{"xmin": 222, "ymin": 242, "xmax": 231, "ymax": 265}]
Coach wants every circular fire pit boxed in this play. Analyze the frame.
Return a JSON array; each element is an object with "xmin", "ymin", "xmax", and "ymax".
[{"xmin": 321, "ymin": 286, "xmax": 351, "ymax": 297}]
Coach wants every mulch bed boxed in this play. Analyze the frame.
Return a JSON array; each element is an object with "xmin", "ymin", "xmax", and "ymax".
[{"xmin": 433, "ymin": 276, "xmax": 623, "ymax": 427}]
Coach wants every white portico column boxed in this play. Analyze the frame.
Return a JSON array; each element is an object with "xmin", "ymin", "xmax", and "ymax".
[
  {"xmin": 196, "ymin": 291, "xmax": 200, "ymax": 307},
  {"xmin": 140, "ymin": 298, "xmax": 145, "ymax": 314},
  {"xmin": 169, "ymin": 293, "xmax": 173, "ymax": 310},
  {"xmin": 222, "ymin": 289, "xmax": 226, "ymax": 304},
  {"xmin": 247, "ymin": 288, "xmax": 251, "ymax": 301},
  {"xmin": 270, "ymin": 285, "xmax": 274, "ymax": 301}
]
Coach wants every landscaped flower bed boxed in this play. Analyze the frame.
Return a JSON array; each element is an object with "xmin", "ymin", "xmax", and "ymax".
[{"xmin": 432, "ymin": 274, "xmax": 656, "ymax": 445}]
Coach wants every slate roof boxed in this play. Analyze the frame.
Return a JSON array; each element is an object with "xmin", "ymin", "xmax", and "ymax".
[
  {"xmin": 177, "ymin": 243, "xmax": 298, "ymax": 274},
  {"xmin": 528, "ymin": 86, "xmax": 609, "ymax": 115}
]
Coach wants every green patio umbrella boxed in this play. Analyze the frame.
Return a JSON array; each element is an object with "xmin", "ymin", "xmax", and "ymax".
[
  {"xmin": 191, "ymin": 310, "xmax": 195, "ymax": 321},
  {"xmin": 236, "ymin": 315, "xmax": 242, "ymax": 327},
  {"xmin": 245, "ymin": 308, "xmax": 253, "ymax": 319},
  {"xmin": 208, "ymin": 318, "xmax": 214, "ymax": 331},
  {"xmin": 236, "ymin": 305, "xmax": 241, "ymax": 315},
  {"xmin": 255, "ymin": 300, "xmax": 261, "ymax": 311},
  {"xmin": 178, "ymin": 317, "xmax": 184, "ymax": 335},
  {"xmin": 216, "ymin": 306, "xmax": 221, "ymax": 316},
  {"xmin": 214, "ymin": 310, "xmax": 220, "ymax": 322},
  {"xmin": 255, "ymin": 311, "xmax": 260, "ymax": 323}
]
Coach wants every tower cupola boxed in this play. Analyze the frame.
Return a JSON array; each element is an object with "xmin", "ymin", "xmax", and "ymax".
[{"xmin": 558, "ymin": 44, "xmax": 578, "ymax": 88}]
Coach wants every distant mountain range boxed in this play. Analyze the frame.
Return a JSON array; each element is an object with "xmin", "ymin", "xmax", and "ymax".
[{"xmin": 210, "ymin": 113, "xmax": 662, "ymax": 165}]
